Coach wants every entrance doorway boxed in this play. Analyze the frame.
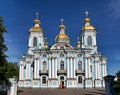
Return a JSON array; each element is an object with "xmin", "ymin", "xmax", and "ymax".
[{"xmin": 60, "ymin": 76, "xmax": 65, "ymax": 88}]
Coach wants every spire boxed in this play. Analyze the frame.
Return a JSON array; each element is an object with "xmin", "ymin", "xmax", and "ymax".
[
  {"xmin": 34, "ymin": 12, "xmax": 40, "ymax": 24},
  {"xmin": 59, "ymin": 18, "xmax": 65, "ymax": 30}
]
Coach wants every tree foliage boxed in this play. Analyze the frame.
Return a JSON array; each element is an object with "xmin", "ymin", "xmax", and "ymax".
[
  {"xmin": 5, "ymin": 62, "xmax": 19, "ymax": 78},
  {"xmin": 0, "ymin": 16, "xmax": 7, "ymax": 74}
]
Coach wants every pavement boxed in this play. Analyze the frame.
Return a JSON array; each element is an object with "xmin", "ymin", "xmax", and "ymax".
[{"xmin": 18, "ymin": 88, "xmax": 106, "ymax": 95}]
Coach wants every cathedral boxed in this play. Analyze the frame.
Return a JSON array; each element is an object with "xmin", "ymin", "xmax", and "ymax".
[{"xmin": 18, "ymin": 11, "xmax": 107, "ymax": 88}]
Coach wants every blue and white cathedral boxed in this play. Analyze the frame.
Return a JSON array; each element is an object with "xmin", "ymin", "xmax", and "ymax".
[{"xmin": 18, "ymin": 12, "xmax": 107, "ymax": 88}]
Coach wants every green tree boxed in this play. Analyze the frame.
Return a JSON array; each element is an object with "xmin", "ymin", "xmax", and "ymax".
[
  {"xmin": 0, "ymin": 16, "xmax": 7, "ymax": 73},
  {"xmin": 0, "ymin": 16, "xmax": 8, "ymax": 83},
  {"xmin": 5, "ymin": 62, "xmax": 19, "ymax": 78}
]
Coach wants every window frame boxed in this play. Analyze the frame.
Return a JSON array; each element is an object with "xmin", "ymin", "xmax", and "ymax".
[
  {"xmin": 60, "ymin": 61, "xmax": 64, "ymax": 70},
  {"xmin": 87, "ymin": 36, "xmax": 92, "ymax": 46},
  {"xmin": 78, "ymin": 61, "xmax": 82, "ymax": 70},
  {"xmin": 33, "ymin": 37, "xmax": 37, "ymax": 46}
]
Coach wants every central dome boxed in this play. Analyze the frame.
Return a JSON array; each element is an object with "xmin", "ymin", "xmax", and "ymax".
[
  {"xmin": 55, "ymin": 19, "xmax": 70, "ymax": 43},
  {"xmin": 56, "ymin": 33, "xmax": 69, "ymax": 41}
]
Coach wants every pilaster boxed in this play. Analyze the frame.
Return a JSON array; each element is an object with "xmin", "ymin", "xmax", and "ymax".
[
  {"xmin": 55, "ymin": 58, "xmax": 57, "ymax": 78},
  {"xmin": 48, "ymin": 58, "xmax": 51, "ymax": 78},
  {"xmin": 34, "ymin": 58, "xmax": 37, "ymax": 79},
  {"xmin": 73, "ymin": 58, "xmax": 76, "ymax": 78},
  {"xmin": 70, "ymin": 57, "xmax": 73, "ymax": 78},
  {"xmin": 52, "ymin": 58, "xmax": 54, "ymax": 78},
  {"xmin": 67, "ymin": 58, "xmax": 69, "ymax": 78}
]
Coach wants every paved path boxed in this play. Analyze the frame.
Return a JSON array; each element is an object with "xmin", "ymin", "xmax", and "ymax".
[{"xmin": 18, "ymin": 88, "xmax": 106, "ymax": 95}]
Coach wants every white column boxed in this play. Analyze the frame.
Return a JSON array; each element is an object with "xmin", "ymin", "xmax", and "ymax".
[
  {"xmin": 73, "ymin": 58, "xmax": 76, "ymax": 78},
  {"xmin": 95, "ymin": 62, "xmax": 98, "ymax": 79},
  {"xmin": 37, "ymin": 59, "xmax": 40, "ymax": 79},
  {"xmin": 34, "ymin": 59, "xmax": 37, "ymax": 79},
  {"xmin": 19, "ymin": 65, "xmax": 22, "ymax": 80},
  {"xmin": 26, "ymin": 63, "xmax": 28, "ymax": 79},
  {"xmin": 28, "ymin": 62, "xmax": 30, "ymax": 79},
  {"xmin": 70, "ymin": 58, "xmax": 73, "ymax": 78},
  {"xmin": 67, "ymin": 58, "xmax": 69, "ymax": 79},
  {"xmin": 93, "ymin": 35, "xmax": 96, "ymax": 45},
  {"xmin": 102, "ymin": 64, "xmax": 104, "ymax": 77},
  {"xmin": 28, "ymin": 37, "xmax": 31, "ymax": 47},
  {"xmin": 105, "ymin": 64, "xmax": 107, "ymax": 76},
  {"xmin": 52, "ymin": 58, "xmax": 54, "ymax": 78},
  {"xmin": 48, "ymin": 58, "xmax": 51, "ymax": 79},
  {"xmin": 98, "ymin": 62, "xmax": 100, "ymax": 79},
  {"xmin": 85, "ymin": 58, "xmax": 88, "ymax": 78},
  {"xmin": 85, "ymin": 36, "xmax": 87, "ymax": 45},
  {"xmin": 21, "ymin": 66, "xmax": 24, "ymax": 80},
  {"xmin": 88, "ymin": 58, "xmax": 91, "ymax": 78},
  {"xmin": 55, "ymin": 58, "xmax": 57, "ymax": 78}
]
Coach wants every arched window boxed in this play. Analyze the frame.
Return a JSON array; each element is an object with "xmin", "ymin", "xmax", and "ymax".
[
  {"xmin": 78, "ymin": 76, "xmax": 82, "ymax": 84},
  {"xmin": 42, "ymin": 61, "xmax": 47, "ymax": 70},
  {"xmin": 33, "ymin": 37, "xmax": 37, "ymax": 46},
  {"xmin": 78, "ymin": 61, "xmax": 82, "ymax": 70},
  {"xmin": 87, "ymin": 36, "xmax": 92, "ymax": 46},
  {"xmin": 60, "ymin": 61, "xmax": 64, "ymax": 70},
  {"xmin": 42, "ymin": 76, "xmax": 46, "ymax": 84}
]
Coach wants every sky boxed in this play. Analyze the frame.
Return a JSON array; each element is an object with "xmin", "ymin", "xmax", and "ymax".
[{"xmin": 0, "ymin": 0, "xmax": 120, "ymax": 75}]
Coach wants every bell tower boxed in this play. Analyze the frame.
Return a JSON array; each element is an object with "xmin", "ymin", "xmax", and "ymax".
[
  {"xmin": 80, "ymin": 11, "xmax": 97, "ymax": 51},
  {"xmin": 28, "ymin": 13, "xmax": 45, "ymax": 54}
]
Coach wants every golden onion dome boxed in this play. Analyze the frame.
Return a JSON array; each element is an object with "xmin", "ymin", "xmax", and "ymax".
[
  {"xmin": 29, "ymin": 13, "xmax": 43, "ymax": 32},
  {"xmin": 82, "ymin": 25, "xmax": 95, "ymax": 30},
  {"xmin": 59, "ymin": 24, "xmax": 65, "ymax": 29},
  {"xmin": 82, "ymin": 17, "xmax": 95, "ymax": 31},
  {"xmin": 29, "ymin": 19, "xmax": 43, "ymax": 32},
  {"xmin": 56, "ymin": 33, "xmax": 69, "ymax": 41},
  {"xmin": 30, "ymin": 26, "xmax": 42, "ymax": 32}
]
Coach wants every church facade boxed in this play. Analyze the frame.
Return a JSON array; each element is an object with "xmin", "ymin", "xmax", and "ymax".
[{"xmin": 18, "ymin": 12, "xmax": 107, "ymax": 88}]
